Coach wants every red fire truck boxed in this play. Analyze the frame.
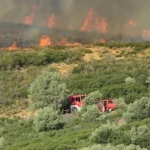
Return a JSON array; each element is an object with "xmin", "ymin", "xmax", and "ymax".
[
  {"xmin": 63, "ymin": 94, "xmax": 86, "ymax": 113},
  {"xmin": 63, "ymin": 94, "xmax": 117, "ymax": 113}
]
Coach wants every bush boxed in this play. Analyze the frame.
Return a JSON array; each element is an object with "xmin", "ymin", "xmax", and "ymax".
[
  {"xmin": 130, "ymin": 126, "xmax": 150, "ymax": 149},
  {"xmin": 0, "ymin": 137, "xmax": 5, "ymax": 150},
  {"xmin": 89, "ymin": 124, "xmax": 117, "ymax": 144},
  {"xmin": 124, "ymin": 97, "xmax": 150, "ymax": 121},
  {"xmin": 80, "ymin": 144, "xmax": 147, "ymax": 150},
  {"xmin": 83, "ymin": 90, "xmax": 103, "ymax": 107},
  {"xmin": 89, "ymin": 123, "xmax": 131, "ymax": 145},
  {"xmin": 33, "ymin": 107, "xmax": 62, "ymax": 132},
  {"xmin": 0, "ymin": 49, "xmax": 84, "ymax": 71},
  {"xmin": 68, "ymin": 58, "xmax": 149, "ymax": 103},
  {"xmin": 81, "ymin": 105, "xmax": 100, "ymax": 122},
  {"xmin": 114, "ymin": 98, "xmax": 128, "ymax": 112},
  {"xmin": 80, "ymin": 91, "xmax": 103, "ymax": 121},
  {"xmin": 28, "ymin": 72, "xmax": 69, "ymax": 109}
]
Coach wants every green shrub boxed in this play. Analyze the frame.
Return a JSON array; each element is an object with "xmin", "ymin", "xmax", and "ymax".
[
  {"xmin": 0, "ymin": 49, "xmax": 84, "ymax": 71},
  {"xmin": 83, "ymin": 90, "xmax": 103, "ymax": 107},
  {"xmin": 125, "ymin": 77, "xmax": 136, "ymax": 85},
  {"xmin": 114, "ymin": 98, "xmax": 128, "ymax": 112},
  {"xmin": 28, "ymin": 72, "xmax": 69, "ymax": 109},
  {"xmin": 81, "ymin": 105, "xmax": 100, "ymax": 122},
  {"xmin": 80, "ymin": 144, "xmax": 147, "ymax": 150},
  {"xmin": 124, "ymin": 97, "xmax": 150, "ymax": 121},
  {"xmin": 134, "ymin": 47, "xmax": 143, "ymax": 52},
  {"xmin": 0, "ymin": 137, "xmax": 5, "ymax": 150},
  {"xmin": 89, "ymin": 123, "xmax": 132, "ymax": 145},
  {"xmin": 68, "ymin": 58, "xmax": 149, "ymax": 103},
  {"xmin": 33, "ymin": 107, "xmax": 62, "ymax": 132},
  {"xmin": 130, "ymin": 126, "xmax": 150, "ymax": 149},
  {"xmin": 89, "ymin": 124, "xmax": 116, "ymax": 144},
  {"xmin": 80, "ymin": 90, "xmax": 103, "ymax": 121}
]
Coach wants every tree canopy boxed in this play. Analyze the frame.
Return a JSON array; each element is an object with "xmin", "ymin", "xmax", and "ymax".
[{"xmin": 28, "ymin": 72, "xmax": 69, "ymax": 109}]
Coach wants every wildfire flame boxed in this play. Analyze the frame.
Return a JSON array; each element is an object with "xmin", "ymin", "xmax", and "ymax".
[
  {"xmin": 58, "ymin": 37, "xmax": 82, "ymax": 46},
  {"xmin": 123, "ymin": 20, "xmax": 137, "ymax": 37},
  {"xmin": 8, "ymin": 42, "xmax": 19, "ymax": 51},
  {"xmin": 95, "ymin": 18, "xmax": 108, "ymax": 33},
  {"xmin": 59, "ymin": 37, "xmax": 68, "ymax": 45},
  {"xmin": 100, "ymin": 39, "xmax": 106, "ymax": 44},
  {"xmin": 24, "ymin": 4, "xmax": 36, "ymax": 25},
  {"xmin": 81, "ymin": 8, "xmax": 95, "ymax": 32},
  {"xmin": 39, "ymin": 35, "xmax": 53, "ymax": 47},
  {"xmin": 48, "ymin": 14, "xmax": 56, "ymax": 28},
  {"xmin": 142, "ymin": 30, "xmax": 150, "ymax": 39},
  {"xmin": 81, "ymin": 8, "xmax": 108, "ymax": 33},
  {"xmin": 125, "ymin": 20, "xmax": 136, "ymax": 27}
]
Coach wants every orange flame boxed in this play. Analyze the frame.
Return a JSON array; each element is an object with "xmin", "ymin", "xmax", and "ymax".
[
  {"xmin": 142, "ymin": 29, "xmax": 150, "ymax": 39},
  {"xmin": 81, "ymin": 8, "xmax": 108, "ymax": 33},
  {"xmin": 8, "ymin": 42, "xmax": 19, "ymax": 51},
  {"xmin": 81, "ymin": 8, "xmax": 95, "ymax": 32},
  {"xmin": 70, "ymin": 43, "xmax": 82, "ymax": 47},
  {"xmin": 96, "ymin": 18, "xmax": 108, "ymax": 33},
  {"xmin": 39, "ymin": 35, "xmax": 53, "ymax": 47},
  {"xmin": 125, "ymin": 20, "xmax": 136, "ymax": 27},
  {"xmin": 59, "ymin": 37, "xmax": 68, "ymax": 45},
  {"xmin": 48, "ymin": 14, "xmax": 56, "ymax": 28},
  {"xmin": 24, "ymin": 4, "xmax": 36, "ymax": 25},
  {"xmin": 58, "ymin": 37, "xmax": 82, "ymax": 47},
  {"xmin": 100, "ymin": 38, "xmax": 106, "ymax": 44}
]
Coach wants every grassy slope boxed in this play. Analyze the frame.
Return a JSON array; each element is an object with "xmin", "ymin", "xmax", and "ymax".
[{"xmin": 0, "ymin": 43, "xmax": 150, "ymax": 149}]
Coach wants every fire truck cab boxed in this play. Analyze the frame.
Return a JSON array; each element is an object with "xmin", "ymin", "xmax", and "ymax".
[
  {"xmin": 63, "ymin": 94, "xmax": 86, "ymax": 113},
  {"xmin": 98, "ymin": 99, "xmax": 117, "ymax": 112}
]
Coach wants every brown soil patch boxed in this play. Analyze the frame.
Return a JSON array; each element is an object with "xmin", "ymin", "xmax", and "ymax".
[{"xmin": 51, "ymin": 63, "xmax": 78, "ymax": 76}]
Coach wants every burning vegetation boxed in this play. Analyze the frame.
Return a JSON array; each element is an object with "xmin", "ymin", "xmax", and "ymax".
[
  {"xmin": 24, "ymin": 4, "xmax": 36, "ymax": 25},
  {"xmin": 48, "ymin": 14, "xmax": 56, "ymax": 28},
  {"xmin": 80, "ymin": 8, "xmax": 108, "ymax": 33},
  {"xmin": 8, "ymin": 42, "xmax": 19, "ymax": 51},
  {"xmin": 0, "ymin": 0, "xmax": 150, "ymax": 48},
  {"xmin": 39, "ymin": 35, "xmax": 53, "ymax": 47}
]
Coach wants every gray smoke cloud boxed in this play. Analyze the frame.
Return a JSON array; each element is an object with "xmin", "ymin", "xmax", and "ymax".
[{"xmin": 0, "ymin": 0, "xmax": 150, "ymax": 36}]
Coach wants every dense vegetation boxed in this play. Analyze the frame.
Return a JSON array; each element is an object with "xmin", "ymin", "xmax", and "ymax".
[
  {"xmin": 67, "ymin": 59, "xmax": 149, "ymax": 104},
  {"xmin": 96, "ymin": 41, "xmax": 150, "ymax": 51},
  {"xmin": 0, "ymin": 44, "xmax": 150, "ymax": 150}
]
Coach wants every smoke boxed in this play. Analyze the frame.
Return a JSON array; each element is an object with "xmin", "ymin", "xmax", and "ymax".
[
  {"xmin": 0, "ymin": 0, "xmax": 150, "ymax": 41},
  {"xmin": 0, "ymin": 1, "xmax": 14, "ymax": 19}
]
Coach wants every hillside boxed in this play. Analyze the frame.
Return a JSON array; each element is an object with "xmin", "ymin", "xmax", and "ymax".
[{"xmin": 0, "ymin": 43, "xmax": 150, "ymax": 150}]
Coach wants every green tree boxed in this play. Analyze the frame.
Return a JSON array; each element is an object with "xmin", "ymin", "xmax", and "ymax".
[
  {"xmin": 125, "ymin": 77, "xmax": 136, "ymax": 94},
  {"xmin": 124, "ymin": 77, "xmax": 136, "ymax": 103},
  {"xmin": 83, "ymin": 90, "xmax": 103, "ymax": 107},
  {"xmin": 80, "ymin": 91, "xmax": 103, "ymax": 122},
  {"xmin": 28, "ymin": 72, "xmax": 69, "ymax": 109},
  {"xmin": 130, "ymin": 126, "xmax": 150, "ymax": 149},
  {"xmin": 89, "ymin": 124, "xmax": 117, "ymax": 144},
  {"xmin": 114, "ymin": 98, "xmax": 128, "ymax": 112},
  {"xmin": 81, "ymin": 105, "xmax": 100, "ymax": 122},
  {"xmin": 33, "ymin": 107, "xmax": 62, "ymax": 132},
  {"xmin": 124, "ymin": 97, "xmax": 150, "ymax": 121}
]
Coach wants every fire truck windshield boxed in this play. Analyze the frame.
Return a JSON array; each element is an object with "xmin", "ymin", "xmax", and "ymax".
[{"xmin": 76, "ymin": 97, "xmax": 81, "ymax": 102}]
